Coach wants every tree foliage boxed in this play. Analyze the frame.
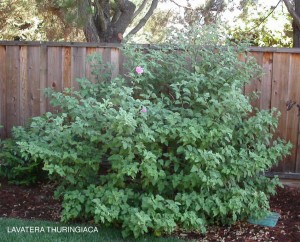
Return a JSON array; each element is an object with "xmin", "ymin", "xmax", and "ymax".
[
  {"xmin": 0, "ymin": 0, "xmax": 159, "ymax": 42},
  {"xmin": 156, "ymin": 0, "xmax": 298, "ymax": 47},
  {"xmin": 227, "ymin": 0, "xmax": 300, "ymax": 47},
  {"xmin": 226, "ymin": 1, "xmax": 293, "ymax": 47},
  {"xmin": 34, "ymin": 0, "xmax": 159, "ymax": 42},
  {"xmin": 0, "ymin": 0, "xmax": 42, "ymax": 40},
  {"xmin": 1, "ymin": 0, "xmax": 299, "ymax": 47},
  {"xmin": 0, "ymin": 0, "xmax": 84, "ymax": 41},
  {"xmin": 131, "ymin": 0, "xmax": 233, "ymax": 44}
]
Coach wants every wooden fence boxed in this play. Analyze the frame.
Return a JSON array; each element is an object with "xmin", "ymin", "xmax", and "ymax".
[{"xmin": 0, "ymin": 41, "xmax": 300, "ymax": 175}]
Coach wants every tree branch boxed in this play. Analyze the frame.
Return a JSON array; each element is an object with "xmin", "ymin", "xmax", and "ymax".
[
  {"xmin": 94, "ymin": 1, "xmax": 107, "ymax": 32},
  {"xmin": 169, "ymin": 0, "xmax": 193, "ymax": 9},
  {"xmin": 283, "ymin": 0, "xmax": 300, "ymax": 29},
  {"xmin": 111, "ymin": 0, "xmax": 134, "ymax": 24},
  {"xmin": 126, "ymin": 0, "xmax": 158, "ymax": 37},
  {"xmin": 114, "ymin": 0, "xmax": 136, "ymax": 34},
  {"xmin": 111, "ymin": 1, "xmax": 122, "ymax": 24},
  {"xmin": 78, "ymin": 0, "xmax": 100, "ymax": 42},
  {"xmin": 132, "ymin": 0, "xmax": 148, "ymax": 21}
]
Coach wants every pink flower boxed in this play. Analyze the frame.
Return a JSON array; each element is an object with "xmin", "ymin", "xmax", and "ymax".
[
  {"xmin": 135, "ymin": 66, "xmax": 144, "ymax": 74},
  {"xmin": 141, "ymin": 107, "xmax": 147, "ymax": 113}
]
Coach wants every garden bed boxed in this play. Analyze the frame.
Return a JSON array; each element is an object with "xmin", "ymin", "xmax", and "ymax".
[{"xmin": 0, "ymin": 179, "xmax": 299, "ymax": 241}]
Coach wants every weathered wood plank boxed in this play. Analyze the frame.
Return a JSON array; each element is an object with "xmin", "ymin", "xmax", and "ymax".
[
  {"xmin": 6, "ymin": 46, "xmax": 20, "ymax": 136},
  {"xmin": 119, "ymin": 49, "xmax": 127, "ymax": 76},
  {"xmin": 260, "ymin": 52, "xmax": 273, "ymax": 110},
  {"xmin": 71, "ymin": 47, "xmax": 86, "ymax": 90},
  {"xmin": 39, "ymin": 45, "xmax": 47, "ymax": 115},
  {"xmin": 285, "ymin": 54, "xmax": 300, "ymax": 172},
  {"xmin": 102, "ymin": 47, "xmax": 111, "ymax": 66},
  {"xmin": 85, "ymin": 47, "xmax": 104, "ymax": 83},
  {"xmin": 0, "ymin": 41, "xmax": 123, "ymax": 48},
  {"xmin": 271, "ymin": 53, "xmax": 291, "ymax": 172},
  {"xmin": 264, "ymin": 172, "xmax": 300, "ymax": 179},
  {"xmin": 111, "ymin": 47, "xmax": 120, "ymax": 79},
  {"xmin": 62, "ymin": 47, "xmax": 72, "ymax": 89},
  {"xmin": 19, "ymin": 46, "xmax": 28, "ymax": 126},
  {"xmin": 3, "ymin": 41, "xmax": 300, "ymax": 54},
  {"xmin": 28, "ymin": 47, "xmax": 41, "ymax": 118},
  {"xmin": 47, "ymin": 47, "xmax": 63, "ymax": 113},
  {"xmin": 0, "ymin": 46, "xmax": 7, "ymax": 138},
  {"xmin": 249, "ymin": 46, "xmax": 300, "ymax": 53}
]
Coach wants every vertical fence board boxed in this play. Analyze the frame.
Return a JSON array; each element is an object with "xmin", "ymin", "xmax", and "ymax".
[
  {"xmin": 111, "ymin": 47, "xmax": 120, "ymax": 79},
  {"xmin": 271, "ymin": 53, "xmax": 291, "ymax": 171},
  {"xmin": 62, "ymin": 47, "xmax": 72, "ymax": 89},
  {"xmin": 19, "ymin": 46, "xmax": 28, "ymax": 126},
  {"xmin": 85, "ymin": 47, "xmax": 103, "ymax": 83},
  {"xmin": 39, "ymin": 45, "xmax": 47, "ymax": 115},
  {"xmin": 285, "ymin": 54, "xmax": 300, "ymax": 172},
  {"xmin": 119, "ymin": 49, "xmax": 127, "ymax": 76},
  {"xmin": 28, "ymin": 47, "xmax": 41, "ymax": 118},
  {"xmin": 71, "ymin": 47, "xmax": 86, "ymax": 90},
  {"xmin": 102, "ymin": 47, "xmax": 111, "ymax": 72},
  {"xmin": 47, "ymin": 47, "xmax": 63, "ymax": 113},
  {"xmin": 6, "ymin": 46, "xmax": 20, "ymax": 136},
  {"xmin": 0, "ymin": 46, "xmax": 6, "ymax": 137},
  {"xmin": 261, "ymin": 52, "xmax": 273, "ymax": 110}
]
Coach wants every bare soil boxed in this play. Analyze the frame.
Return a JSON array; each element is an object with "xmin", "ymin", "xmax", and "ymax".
[{"xmin": 0, "ymin": 179, "xmax": 299, "ymax": 241}]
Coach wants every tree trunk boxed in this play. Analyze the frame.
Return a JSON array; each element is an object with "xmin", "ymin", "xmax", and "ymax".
[
  {"xmin": 293, "ymin": 0, "xmax": 300, "ymax": 47},
  {"xmin": 283, "ymin": 0, "xmax": 300, "ymax": 47},
  {"xmin": 78, "ymin": 0, "xmax": 100, "ymax": 42},
  {"xmin": 79, "ymin": 0, "xmax": 157, "ymax": 43},
  {"xmin": 90, "ymin": 0, "xmax": 136, "ymax": 43}
]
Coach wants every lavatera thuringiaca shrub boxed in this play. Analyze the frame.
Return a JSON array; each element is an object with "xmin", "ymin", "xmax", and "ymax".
[{"xmin": 15, "ymin": 27, "xmax": 291, "ymax": 238}]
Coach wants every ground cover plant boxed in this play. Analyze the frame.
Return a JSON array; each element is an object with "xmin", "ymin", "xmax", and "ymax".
[{"xmin": 14, "ymin": 26, "xmax": 291, "ymax": 238}]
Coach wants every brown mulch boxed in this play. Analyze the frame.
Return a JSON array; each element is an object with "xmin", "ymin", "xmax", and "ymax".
[
  {"xmin": 0, "ymin": 179, "xmax": 61, "ymax": 221},
  {"xmin": 199, "ymin": 186, "xmax": 300, "ymax": 242},
  {"xmin": 0, "ymin": 179, "xmax": 299, "ymax": 241}
]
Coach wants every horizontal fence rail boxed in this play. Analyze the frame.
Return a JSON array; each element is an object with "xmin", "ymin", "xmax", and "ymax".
[{"xmin": 0, "ymin": 42, "xmax": 300, "ymax": 174}]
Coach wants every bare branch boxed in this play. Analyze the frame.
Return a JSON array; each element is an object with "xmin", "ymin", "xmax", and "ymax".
[
  {"xmin": 132, "ymin": 0, "xmax": 148, "ymax": 21},
  {"xmin": 169, "ymin": 0, "xmax": 193, "ymax": 9},
  {"xmin": 126, "ymin": 0, "xmax": 158, "ymax": 37},
  {"xmin": 283, "ymin": 0, "xmax": 300, "ymax": 29}
]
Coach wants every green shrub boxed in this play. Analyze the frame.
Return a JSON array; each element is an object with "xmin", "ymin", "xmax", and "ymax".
[{"xmin": 16, "ymin": 26, "xmax": 291, "ymax": 237}]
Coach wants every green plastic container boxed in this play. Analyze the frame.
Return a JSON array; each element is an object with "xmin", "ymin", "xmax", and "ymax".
[{"xmin": 248, "ymin": 212, "xmax": 280, "ymax": 227}]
